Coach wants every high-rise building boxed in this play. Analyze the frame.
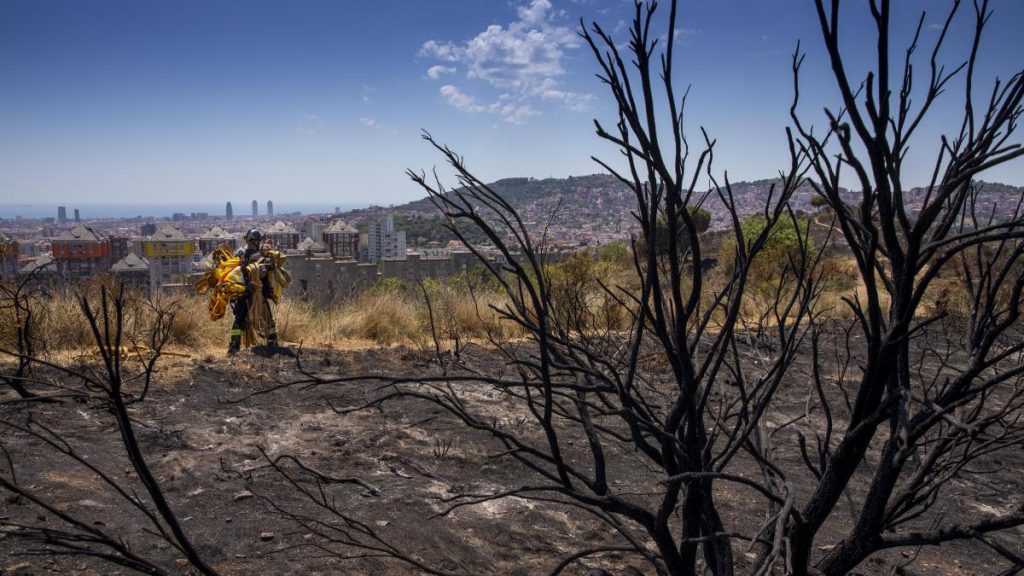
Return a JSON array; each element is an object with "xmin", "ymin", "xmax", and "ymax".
[
  {"xmin": 73, "ymin": 209, "xmax": 81, "ymax": 223},
  {"xmin": 57, "ymin": 206, "xmax": 67, "ymax": 224},
  {"xmin": 226, "ymin": 202, "xmax": 233, "ymax": 221},
  {"xmin": 362, "ymin": 215, "xmax": 406, "ymax": 262},
  {"xmin": 252, "ymin": 200, "xmax": 258, "ymax": 218},
  {"xmin": 299, "ymin": 218, "xmax": 328, "ymax": 242},
  {"xmin": 267, "ymin": 200, "xmax": 274, "ymax": 217}
]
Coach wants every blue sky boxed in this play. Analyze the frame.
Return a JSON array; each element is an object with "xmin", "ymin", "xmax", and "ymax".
[{"xmin": 1, "ymin": 0, "xmax": 1022, "ymax": 209}]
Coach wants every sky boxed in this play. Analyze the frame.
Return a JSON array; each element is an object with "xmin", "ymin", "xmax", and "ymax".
[{"xmin": 1, "ymin": 0, "xmax": 1023, "ymax": 210}]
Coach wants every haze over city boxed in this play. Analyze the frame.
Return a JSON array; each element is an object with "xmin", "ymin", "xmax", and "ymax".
[{"xmin": 2, "ymin": 0, "xmax": 1024, "ymax": 213}]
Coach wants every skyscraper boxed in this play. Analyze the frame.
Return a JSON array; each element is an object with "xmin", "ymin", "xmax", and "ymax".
[
  {"xmin": 226, "ymin": 202, "xmax": 233, "ymax": 221},
  {"xmin": 73, "ymin": 209, "xmax": 80, "ymax": 223},
  {"xmin": 252, "ymin": 200, "xmax": 258, "ymax": 218},
  {"xmin": 267, "ymin": 200, "xmax": 274, "ymax": 217},
  {"xmin": 57, "ymin": 206, "xmax": 67, "ymax": 224}
]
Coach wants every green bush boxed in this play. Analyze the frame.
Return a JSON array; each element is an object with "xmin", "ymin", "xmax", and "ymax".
[{"xmin": 720, "ymin": 214, "xmax": 816, "ymax": 283}]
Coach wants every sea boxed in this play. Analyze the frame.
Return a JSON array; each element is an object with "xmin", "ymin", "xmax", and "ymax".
[{"xmin": 0, "ymin": 202, "xmax": 367, "ymax": 221}]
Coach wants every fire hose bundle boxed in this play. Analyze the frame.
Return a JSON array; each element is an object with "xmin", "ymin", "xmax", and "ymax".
[{"xmin": 194, "ymin": 242, "xmax": 292, "ymax": 341}]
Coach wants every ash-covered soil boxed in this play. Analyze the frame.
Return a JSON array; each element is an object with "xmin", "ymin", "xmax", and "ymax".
[{"xmin": 1, "ymin": 338, "xmax": 1021, "ymax": 575}]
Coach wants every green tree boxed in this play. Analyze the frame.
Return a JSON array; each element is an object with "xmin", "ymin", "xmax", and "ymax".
[{"xmin": 635, "ymin": 206, "xmax": 711, "ymax": 260}]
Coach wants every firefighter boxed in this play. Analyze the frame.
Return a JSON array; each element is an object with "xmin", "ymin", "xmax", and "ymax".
[{"xmin": 228, "ymin": 228, "xmax": 280, "ymax": 355}]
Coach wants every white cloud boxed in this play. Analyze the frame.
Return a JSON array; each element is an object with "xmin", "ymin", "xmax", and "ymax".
[
  {"xmin": 440, "ymin": 85, "xmax": 539, "ymax": 124},
  {"xmin": 440, "ymin": 85, "xmax": 484, "ymax": 112},
  {"xmin": 420, "ymin": 0, "xmax": 593, "ymax": 122},
  {"xmin": 517, "ymin": 0, "xmax": 554, "ymax": 26},
  {"xmin": 359, "ymin": 117, "xmax": 377, "ymax": 127},
  {"xmin": 427, "ymin": 65, "xmax": 456, "ymax": 80},
  {"xmin": 420, "ymin": 40, "xmax": 462, "ymax": 62},
  {"xmin": 534, "ymin": 77, "xmax": 595, "ymax": 111}
]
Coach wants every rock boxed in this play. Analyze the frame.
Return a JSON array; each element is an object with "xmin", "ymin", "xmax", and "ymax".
[
  {"xmin": 259, "ymin": 531, "xmax": 275, "ymax": 541},
  {"xmin": 585, "ymin": 570, "xmax": 613, "ymax": 576},
  {"xmin": 375, "ymin": 520, "xmax": 389, "ymax": 527},
  {"xmin": 233, "ymin": 490, "xmax": 255, "ymax": 502}
]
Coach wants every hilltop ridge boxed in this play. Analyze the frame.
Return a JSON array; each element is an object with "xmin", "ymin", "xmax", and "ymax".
[{"xmin": 337, "ymin": 175, "xmax": 1023, "ymax": 248}]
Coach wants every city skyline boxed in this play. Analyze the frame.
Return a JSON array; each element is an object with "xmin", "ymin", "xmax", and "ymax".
[{"xmin": 2, "ymin": 0, "xmax": 1023, "ymax": 208}]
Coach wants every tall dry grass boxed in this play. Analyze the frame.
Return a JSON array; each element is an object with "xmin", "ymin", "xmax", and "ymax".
[
  {"xmin": 3, "ymin": 246, "xmax": 981, "ymax": 360},
  {"xmin": 0, "ymin": 286, "xmax": 224, "ymax": 357}
]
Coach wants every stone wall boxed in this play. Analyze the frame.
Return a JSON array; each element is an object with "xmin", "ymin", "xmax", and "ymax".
[{"xmin": 284, "ymin": 251, "xmax": 483, "ymax": 307}]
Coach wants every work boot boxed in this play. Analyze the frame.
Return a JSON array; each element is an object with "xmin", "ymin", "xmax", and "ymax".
[{"xmin": 227, "ymin": 335, "xmax": 241, "ymax": 356}]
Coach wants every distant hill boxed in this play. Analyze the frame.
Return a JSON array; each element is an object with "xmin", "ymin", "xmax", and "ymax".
[
  {"xmin": 343, "ymin": 174, "xmax": 636, "ymax": 248},
  {"xmin": 397, "ymin": 174, "xmax": 628, "ymax": 214},
  {"xmin": 338, "ymin": 175, "xmax": 1023, "ymax": 248}
]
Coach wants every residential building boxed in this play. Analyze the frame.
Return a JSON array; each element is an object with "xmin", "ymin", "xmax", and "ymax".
[
  {"xmin": 52, "ymin": 224, "xmax": 111, "ymax": 279},
  {"xmin": 362, "ymin": 215, "xmax": 406, "ymax": 263},
  {"xmin": 110, "ymin": 253, "xmax": 151, "ymax": 292},
  {"xmin": 264, "ymin": 221, "xmax": 300, "ymax": 250},
  {"xmin": 299, "ymin": 217, "xmax": 330, "ymax": 245},
  {"xmin": 321, "ymin": 219, "xmax": 359, "ymax": 260},
  {"xmin": 296, "ymin": 237, "xmax": 328, "ymax": 256},
  {"xmin": 18, "ymin": 255, "xmax": 58, "ymax": 282},
  {"xmin": 198, "ymin": 226, "xmax": 237, "ymax": 255},
  {"xmin": 142, "ymin": 224, "xmax": 196, "ymax": 289}
]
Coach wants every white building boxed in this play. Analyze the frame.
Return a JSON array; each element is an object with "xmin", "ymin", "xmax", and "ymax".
[{"xmin": 361, "ymin": 215, "xmax": 406, "ymax": 263}]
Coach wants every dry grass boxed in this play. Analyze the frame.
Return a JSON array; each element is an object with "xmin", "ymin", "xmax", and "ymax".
[
  {"xmin": 1, "ymin": 249, "xmax": 984, "ymax": 360},
  {"xmin": 0, "ymin": 287, "xmax": 223, "ymax": 358}
]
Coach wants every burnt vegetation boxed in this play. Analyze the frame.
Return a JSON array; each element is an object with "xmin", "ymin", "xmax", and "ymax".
[{"xmin": 2, "ymin": 0, "xmax": 1024, "ymax": 575}]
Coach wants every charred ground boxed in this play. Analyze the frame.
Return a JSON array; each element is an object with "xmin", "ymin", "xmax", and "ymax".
[{"xmin": 1, "ymin": 328, "xmax": 1020, "ymax": 575}]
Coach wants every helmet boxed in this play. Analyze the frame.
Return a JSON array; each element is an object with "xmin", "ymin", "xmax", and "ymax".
[{"xmin": 244, "ymin": 229, "xmax": 263, "ymax": 244}]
